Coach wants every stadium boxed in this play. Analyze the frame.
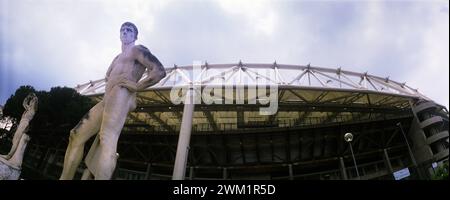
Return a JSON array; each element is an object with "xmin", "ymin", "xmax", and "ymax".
[{"xmin": 20, "ymin": 62, "xmax": 449, "ymax": 180}]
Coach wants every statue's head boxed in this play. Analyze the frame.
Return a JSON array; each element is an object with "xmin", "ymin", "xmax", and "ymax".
[{"xmin": 120, "ymin": 22, "xmax": 138, "ymax": 44}]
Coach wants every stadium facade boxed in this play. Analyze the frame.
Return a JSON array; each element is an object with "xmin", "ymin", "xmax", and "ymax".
[{"xmin": 20, "ymin": 63, "xmax": 449, "ymax": 180}]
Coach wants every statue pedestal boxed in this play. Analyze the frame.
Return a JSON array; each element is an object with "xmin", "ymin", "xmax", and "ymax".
[
  {"xmin": 0, "ymin": 133, "xmax": 30, "ymax": 180},
  {"xmin": 0, "ymin": 161, "xmax": 20, "ymax": 180}
]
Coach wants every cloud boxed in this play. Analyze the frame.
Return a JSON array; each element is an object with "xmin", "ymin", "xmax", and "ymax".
[
  {"xmin": 217, "ymin": 0, "xmax": 278, "ymax": 36},
  {"xmin": 402, "ymin": 1, "xmax": 449, "ymax": 107},
  {"xmin": 0, "ymin": 0, "xmax": 448, "ymax": 109},
  {"xmin": 0, "ymin": 0, "xmax": 172, "ymax": 101}
]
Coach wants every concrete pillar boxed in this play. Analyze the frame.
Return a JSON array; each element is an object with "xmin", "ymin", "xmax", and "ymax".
[
  {"xmin": 189, "ymin": 166, "xmax": 194, "ymax": 180},
  {"xmin": 348, "ymin": 143, "xmax": 360, "ymax": 179},
  {"xmin": 383, "ymin": 149, "xmax": 394, "ymax": 174},
  {"xmin": 172, "ymin": 88, "xmax": 195, "ymax": 180},
  {"xmin": 339, "ymin": 157, "xmax": 348, "ymax": 180},
  {"xmin": 288, "ymin": 164, "xmax": 294, "ymax": 180},
  {"xmin": 43, "ymin": 150, "xmax": 56, "ymax": 176},
  {"xmin": 144, "ymin": 163, "xmax": 151, "ymax": 180},
  {"xmin": 398, "ymin": 122, "xmax": 419, "ymax": 168},
  {"xmin": 223, "ymin": 167, "xmax": 228, "ymax": 180}
]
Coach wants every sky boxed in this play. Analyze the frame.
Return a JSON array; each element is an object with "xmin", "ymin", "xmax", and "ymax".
[{"xmin": 0, "ymin": 0, "xmax": 449, "ymax": 109}]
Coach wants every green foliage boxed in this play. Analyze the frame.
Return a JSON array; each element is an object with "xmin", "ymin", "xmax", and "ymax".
[
  {"xmin": 44, "ymin": 86, "xmax": 94, "ymax": 128},
  {"xmin": 2, "ymin": 85, "xmax": 94, "ymax": 132},
  {"xmin": 432, "ymin": 161, "xmax": 449, "ymax": 180},
  {"xmin": 3, "ymin": 85, "xmax": 36, "ymax": 120}
]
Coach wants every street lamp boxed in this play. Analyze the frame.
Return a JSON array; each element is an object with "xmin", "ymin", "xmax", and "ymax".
[{"xmin": 344, "ymin": 132, "xmax": 360, "ymax": 179}]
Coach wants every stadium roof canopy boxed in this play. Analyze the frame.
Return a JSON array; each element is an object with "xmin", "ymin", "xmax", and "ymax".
[{"xmin": 74, "ymin": 63, "xmax": 431, "ymax": 133}]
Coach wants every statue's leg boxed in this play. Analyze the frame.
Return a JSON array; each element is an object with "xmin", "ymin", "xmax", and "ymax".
[
  {"xmin": 94, "ymin": 87, "xmax": 134, "ymax": 180},
  {"xmin": 1, "ymin": 134, "xmax": 31, "ymax": 169},
  {"xmin": 3, "ymin": 118, "xmax": 29, "ymax": 159},
  {"xmin": 81, "ymin": 169, "xmax": 93, "ymax": 180},
  {"xmin": 59, "ymin": 101, "xmax": 104, "ymax": 180}
]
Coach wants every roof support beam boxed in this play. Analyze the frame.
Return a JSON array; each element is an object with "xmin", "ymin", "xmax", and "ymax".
[
  {"xmin": 321, "ymin": 93, "xmax": 358, "ymax": 104},
  {"xmin": 374, "ymin": 95, "xmax": 395, "ymax": 106},
  {"xmin": 154, "ymin": 91, "xmax": 171, "ymax": 103},
  {"xmin": 287, "ymin": 89, "xmax": 309, "ymax": 103},
  {"xmin": 386, "ymin": 128, "xmax": 399, "ymax": 146},
  {"xmin": 137, "ymin": 93, "xmax": 165, "ymax": 104},
  {"xmin": 148, "ymin": 112, "xmax": 175, "ymax": 132},
  {"xmin": 136, "ymin": 102, "xmax": 410, "ymax": 114},
  {"xmin": 344, "ymin": 93, "xmax": 365, "ymax": 104},
  {"xmin": 314, "ymin": 91, "xmax": 329, "ymax": 103},
  {"xmin": 203, "ymin": 111, "xmax": 219, "ymax": 132}
]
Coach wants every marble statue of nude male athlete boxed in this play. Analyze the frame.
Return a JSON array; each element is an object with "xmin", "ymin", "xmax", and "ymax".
[{"xmin": 59, "ymin": 22, "xmax": 166, "ymax": 180}]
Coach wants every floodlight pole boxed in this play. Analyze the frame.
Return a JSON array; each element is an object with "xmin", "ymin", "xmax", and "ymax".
[
  {"xmin": 348, "ymin": 142, "xmax": 360, "ymax": 179},
  {"xmin": 344, "ymin": 133, "xmax": 360, "ymax": 180}
]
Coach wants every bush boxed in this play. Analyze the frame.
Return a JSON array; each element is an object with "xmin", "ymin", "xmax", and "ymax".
[{"xmin": 432, "ymin": 161, "xmax": 449, "ymax": 180}]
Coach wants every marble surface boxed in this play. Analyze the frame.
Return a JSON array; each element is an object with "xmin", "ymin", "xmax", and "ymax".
[{"xmin": 0, "ymin": 161, "xmax": 20, "ymax": 180}]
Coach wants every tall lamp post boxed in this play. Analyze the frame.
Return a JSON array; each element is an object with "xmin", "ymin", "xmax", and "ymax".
[{"xmin": 344, "ymin": 132, "xmax": 360, "ymax": 179}]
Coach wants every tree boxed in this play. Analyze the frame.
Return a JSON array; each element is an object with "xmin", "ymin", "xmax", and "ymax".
[
  {"xmin": 2, "ymin": 85, "xmax": 94, "ymax": 133},
  {"xmin": 40, "ymin": 86, "xmax": 94, "ymax": 129},
  {"xmin": 2, "ymin": 85, "xmax": 36, "ymax": 120}
]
